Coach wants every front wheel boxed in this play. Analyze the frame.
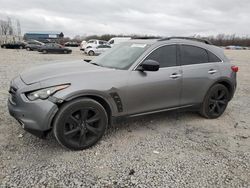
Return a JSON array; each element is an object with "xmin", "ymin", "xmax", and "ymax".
[
  {"xmin": 88, "ymin": 50, "xmax": 95, "ymax": 56},
  {"xmin": 200, "ymin": 84, "xmax": 229, "ymax": 119},
  {"xmin": 53, "ymin": 98, "xmax": 108, "ymax": 150}
]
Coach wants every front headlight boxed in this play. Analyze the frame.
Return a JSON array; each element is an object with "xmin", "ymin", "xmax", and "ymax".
[{"xmin": 26, "ymin": 84, "xmax": 70, "ymax": 101}]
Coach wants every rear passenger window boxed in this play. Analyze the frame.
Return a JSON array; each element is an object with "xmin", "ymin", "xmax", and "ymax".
[
  {"xmin": 145, "ymin": 45, "xmax": 177, "ymax": 68},
  {"xmin": 181, "ymin": 45, "xmax": 208, "ymax": 65},
  {"xmin": 207, "ymin": 51, "xmax": 221, "ymax": 62}
]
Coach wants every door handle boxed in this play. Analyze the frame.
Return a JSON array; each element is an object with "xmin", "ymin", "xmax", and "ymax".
[
  {"xmin": 170, "ymin": 73, "xmax": 181, "ymax": 79},
  {"xmin": 208, "ymin": 69, "xmax": 217, "ymax": 74}
]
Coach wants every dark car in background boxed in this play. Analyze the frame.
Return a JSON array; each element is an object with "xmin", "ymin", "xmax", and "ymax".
[
  {"xmin": 25, "ymin": 41, "xmax": 44, "ymax": 51},
  {"xmin": 1, "ymin": 42, "xmax": 26, "ymax": 49},
  {"xmin": 38, "ymin": 43, "xmax": 72, "ymax": 54},
  {"xmin": 64, "ymin": 41, "xmax": 79, "ymax": 47}
]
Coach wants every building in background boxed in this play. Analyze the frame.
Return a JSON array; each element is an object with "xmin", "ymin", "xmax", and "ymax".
[{"xmin": 23, "ymin": 31, "xmax": 64, "ymax": 43}]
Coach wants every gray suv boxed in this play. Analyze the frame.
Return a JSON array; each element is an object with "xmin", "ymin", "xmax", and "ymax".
[{"xmin": 8, "ymin": 37, "xmax": 238, "ymax": 150}]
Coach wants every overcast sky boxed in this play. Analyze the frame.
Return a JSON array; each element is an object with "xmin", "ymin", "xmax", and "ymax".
[{"xmin": 0, "ymin": 0, "xmax": 250, "ymax": 37}]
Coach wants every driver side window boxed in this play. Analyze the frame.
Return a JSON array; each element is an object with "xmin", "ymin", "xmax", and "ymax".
[{"xmin": 145, "ymin": 45, "xmax": 177, "ymax": 68}]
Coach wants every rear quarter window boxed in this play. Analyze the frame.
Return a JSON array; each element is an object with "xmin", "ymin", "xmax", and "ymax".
[{"xmin": 207, "ymin": 50, "xmax": 222, "ymax": 62}]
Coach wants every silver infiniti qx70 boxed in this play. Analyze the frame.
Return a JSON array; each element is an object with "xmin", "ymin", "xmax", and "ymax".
[{"xmin": 8, "ymin": 37, "xmax": 238, "ymax": 150}]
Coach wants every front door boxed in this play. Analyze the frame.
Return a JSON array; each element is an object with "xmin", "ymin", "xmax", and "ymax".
[{"xmin": 126, "ymin": 45, "xmax": 182, "ymax": 115}]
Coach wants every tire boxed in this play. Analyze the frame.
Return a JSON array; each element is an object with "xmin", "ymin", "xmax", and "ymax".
[
  {"xmin": 42, "ymin": 50, "xmax": 47, "ymax": 54},
  {"xmin": 63, "ymin": 50, "xmax": 68, "ymax": 54},
  {"xmin": 200, "ymin": 84, "xmax": 229, "ymax": 119},
  {"xmin": 26, "ymin": 47, "xmax": 31, "ymax": 51},
  {"xmin": 19, "ymin": 46, "xmax": 23, "ymax": 49},
  {"xmin": 53, "ymin": 98, "xmax": 108, "ymax": 150},
  {"xmin": 88, "ymin": 50, "xmax": 95, "ymax": 56}
]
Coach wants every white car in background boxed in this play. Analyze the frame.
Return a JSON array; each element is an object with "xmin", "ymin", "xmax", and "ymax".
[
  {"xmin": 107, "ymin": 37, "xmax": 131, "ymax": 47},
  {"xmin": 80, "ymin": 40, "xmax": 87, "ymax": 51},
  {"xmin": 81, "ymin": 39, "xmax": 108, "ymax": 51},
  {"xmin": 85, "ymin": 44, "xmax": 111, "ymax": 56}
]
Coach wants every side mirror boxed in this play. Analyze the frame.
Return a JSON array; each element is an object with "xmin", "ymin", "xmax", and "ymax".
[{"xmin": 138, "ymin": 59, "xmax": 160, "ymax": 72}]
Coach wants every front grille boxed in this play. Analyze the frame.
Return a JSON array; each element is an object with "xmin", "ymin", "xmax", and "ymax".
[{"xmin": 9, "ymin": 86, "xmax": 18, "ymax": 105}]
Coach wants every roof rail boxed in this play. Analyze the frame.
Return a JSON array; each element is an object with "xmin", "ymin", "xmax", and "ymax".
[
  {"xmin": 158, "ymin": 37, "xmax": 212, "ymax": 45},
  {"xmin": 132, "ymin": 36, "xmax": 161, "ymax": 40}
]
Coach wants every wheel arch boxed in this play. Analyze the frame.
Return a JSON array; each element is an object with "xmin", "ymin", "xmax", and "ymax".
[
  {"xmin": 209, "ymin": 78, "xmax": 235, "ymax": 100},
  {"xmin": 58, "ymin": 94, "xmax": 114, "ymax": 125}
]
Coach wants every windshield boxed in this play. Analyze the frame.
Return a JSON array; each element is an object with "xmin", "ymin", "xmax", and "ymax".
[{"xmin": 91, "ymin": 42, "xmax": 149, "ymax": 70}]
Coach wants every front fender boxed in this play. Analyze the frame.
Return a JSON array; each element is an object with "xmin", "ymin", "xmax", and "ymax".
[{"xmin": 55, "ymin": 89, "xmax": 120, "ymax": 116}]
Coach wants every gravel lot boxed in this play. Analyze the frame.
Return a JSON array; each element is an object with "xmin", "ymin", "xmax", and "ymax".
[{"xmin": 0, "ymin": 48, "xmax": 249, "ymax": 187}]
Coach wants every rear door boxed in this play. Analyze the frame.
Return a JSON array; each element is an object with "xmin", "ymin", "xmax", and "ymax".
[
  {"xmin": 126, "ymin": 45, "xmax": 182, "ymax": 115},
  {"xmin": 180, "ymin": 44, "xmax": 222, "ymax": 105}
]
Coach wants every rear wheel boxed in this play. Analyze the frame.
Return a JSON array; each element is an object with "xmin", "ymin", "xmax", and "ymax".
[
  {"xmin": 88, "ymin": 50, "xmax": 95, "ymax": 56},
  {"xmin": 200, "ymin": 84, "xmax": 229, "ymax": 119},
  {"xmin": 53, "ymin": 98, "xmax": 108, "ymax": 150}
]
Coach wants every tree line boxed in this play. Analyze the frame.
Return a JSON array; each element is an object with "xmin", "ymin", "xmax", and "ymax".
[
  {"xmin": 72, "ymin": 34, "xmax": 250, "ymax": 47},
  {"xmin": 0, "ymin": 17, "xmax": 21, "ymax": 44}
]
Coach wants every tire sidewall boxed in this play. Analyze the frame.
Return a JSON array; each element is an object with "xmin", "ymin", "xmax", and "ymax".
[
  {"xmin": 53, "ymin": 98, "xmax": 108, "ymax": 150},
  {"xmin": 88, "ymin": 51, "xmax": 94, "ymax": 56},
  {"xmin": 201, "ymin": 84, "xmax": 229, "ymax": 119}
]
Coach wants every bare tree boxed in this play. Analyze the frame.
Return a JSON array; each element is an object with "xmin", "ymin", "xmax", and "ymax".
[{"xmin": 0, "ymin": 20, "xmax": 9, "ymax": 35}]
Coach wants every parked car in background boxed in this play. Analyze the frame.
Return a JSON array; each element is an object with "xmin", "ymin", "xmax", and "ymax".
[
  {"xmin": 25, "ymin": 41, "xmax": 44, "ymax": 51},
  {"xmin": 85, "ymin": 44, "xmax": 111, "ymax": 56},
  {"xmin": 64, "ymin": 41, "xmax": 79, "ymax": 47},
  {"xmin": 8, "ymin": 37, "xmax": 237, "ymax": 150},
  {"xmin": 1, "ymin": 42, "xmax": 26, "ymax": 49},
  {"xmin": 38, "ymin": 43, "xmax": 72, "ymax": 54},
  {"xmin": 80, "ymin": 40, "xmax": 87, "ymax": 51},
  {"xmin": 107, "ymin": 37, "xmax": 131, "ymax": 47},
  {"xmin": 81, "ymin": 39, "xmax": 108, "ymax": 51},
  {"xmin": 225, "ymin": 45, "xmax": 244, "ymax": 50}
]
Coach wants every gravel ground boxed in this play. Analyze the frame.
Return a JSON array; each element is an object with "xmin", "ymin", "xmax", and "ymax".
[{"xmin": 0, "ymin": 48, "xmax": 249, "ymax": 187}]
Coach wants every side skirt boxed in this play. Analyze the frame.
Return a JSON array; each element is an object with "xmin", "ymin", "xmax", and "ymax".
[{"xmin": 111, "ymin": 104, "xmax": 201, "ymax": 124}]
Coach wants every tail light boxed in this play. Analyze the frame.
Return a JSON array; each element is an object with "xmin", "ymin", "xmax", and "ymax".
[{"xmin": 231, "ymin": 66, "xmax": 239, "ymax": 73}]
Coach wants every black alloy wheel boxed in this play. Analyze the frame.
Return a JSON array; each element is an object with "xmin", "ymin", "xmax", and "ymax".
[
  {"xmin": 200, "ymin": 84, "xmax": 229, "ymax": 119},
  {"xmin": 53, "ymin": 98, "xmax": 108, "ymax": 150}
]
